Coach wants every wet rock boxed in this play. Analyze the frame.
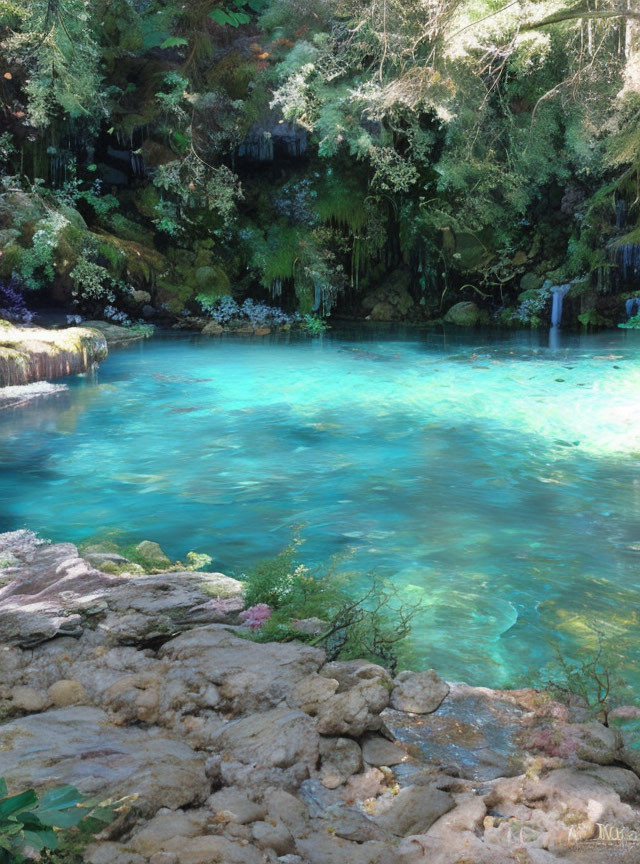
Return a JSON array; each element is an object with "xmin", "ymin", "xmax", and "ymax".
[
  {"xmin": 316, "ymin": 679, "xmax": 390, "ymax": 736},
  {"xmin": 319, "ymin": 736, "xmax": 363, "ymax": 788},
  {"xmin": 390, "ymin": 669, "xmax": 450, "ymax": 714},
  {"xmin": 361, "ymin": 733, "xmax": 407, "ymax": 766},
  {"xmin": 82, "ymin": 321, "xmax": 148, "ymax": 346},
  {"xmin": 0, "ymin": 322, "xmax": 108, "ymax": 387},
  {"xmin": 444, "ymin": 301, "xmax": 483, "ymax": 326},
  {"xmin": 383, "ymin": 683, "xmax": 530, "ymax": 781},
  {"xmin": 202, "ymin": 321, "xmax": 223, "ymax": 335},
  {"xmin": 135, "ymin": 541, "xmax": 171, "ymax": 568},
  {"xmin": 0, "ymin": 707, "xmax": 208, "ymax": 815}
]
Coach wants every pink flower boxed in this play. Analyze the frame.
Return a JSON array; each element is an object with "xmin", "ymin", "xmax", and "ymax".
[{"xmin": 239, "ymin": 603, "xmax": 272, "ymax": 629}]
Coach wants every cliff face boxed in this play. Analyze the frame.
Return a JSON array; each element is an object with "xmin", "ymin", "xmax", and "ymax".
[{"xmin": 0, "ymin": 322, "xmax": 108, "ymax": 387}]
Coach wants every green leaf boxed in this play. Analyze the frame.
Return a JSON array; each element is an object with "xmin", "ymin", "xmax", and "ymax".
[
  {"xmin": 209, "ymin": 8, "xmax": 233, "ymax": 25},
  {"xmin": 0, "ymin": 790, "xmax": 38, "ymax": 821},
  {"xmin": 22, "ymin": 828, "xmax": 57, "ymax": 851},
  {"xmin": 160, "ymin": 36, "xmax": 189, "ymax": 49},
  {"xmin": 233, "ymin": 11, "xmax": 251, "ymax": 23}
]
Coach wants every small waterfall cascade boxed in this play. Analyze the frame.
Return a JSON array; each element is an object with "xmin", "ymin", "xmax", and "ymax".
[
  {"xmin": 626, "ymin": 297, "xmax": 640, "ymax": 318},
  {"xmin": 550, "ymin": 284, "xmax": 571, "ymax": 328}
]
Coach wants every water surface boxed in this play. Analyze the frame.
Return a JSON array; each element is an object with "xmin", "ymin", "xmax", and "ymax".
[{"xmin": 2, "ymin": 324, "xmax": 640, "ymax": 687}]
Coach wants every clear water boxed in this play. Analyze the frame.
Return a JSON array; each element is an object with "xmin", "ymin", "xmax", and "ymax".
[{"xmin": 2, "ymin": 324, "xmax": 640, "ymax": 688}]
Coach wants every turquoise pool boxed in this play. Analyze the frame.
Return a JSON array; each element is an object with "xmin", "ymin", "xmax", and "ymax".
[{"xmin": 2, "ymin": 324, "xmax": 640, "ymax": 687}]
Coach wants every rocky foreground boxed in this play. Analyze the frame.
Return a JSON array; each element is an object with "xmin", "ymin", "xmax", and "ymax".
[
  {"xmin": 1, "ymin": 532, "xmax": 640, "ymax": 864},
  {"xmin": 0, "ymin": 322, "xmax": 108, "ymax": 388}
]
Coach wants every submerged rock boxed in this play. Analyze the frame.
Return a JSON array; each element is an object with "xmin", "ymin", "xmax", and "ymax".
[
  {"xmin": 0, "ymin": 321, "xmax": 107, "ymax": 387},
  {"xmin": 82, "ymin": 320, "xmax": 149, "ymax": 345}
]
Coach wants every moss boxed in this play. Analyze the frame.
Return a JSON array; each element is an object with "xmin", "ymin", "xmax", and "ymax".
[
  {"xmin": 195, "ymin": 265, "xmax": 230, "ymax": 296},
  {"xmin": 94, "ymin": 232, "xmax": 166, "ymax": 283},
  {"xmin": 54, "ymin": 225, "xmax": 95, "ymax": 278},
  {"xmin": 107, "ymin": 213, "xmax": 154, "ymax": 247},
  {"xmin": 0, "ymin": 244, "xmax": 24, "ymax": 278},
  {"xmin": 206, "ymin": 52, "xmax": 256, "ymax": 100},
  {"xmin": 133, "ymin": 185, "xmax": 163, "ymax": 220}
]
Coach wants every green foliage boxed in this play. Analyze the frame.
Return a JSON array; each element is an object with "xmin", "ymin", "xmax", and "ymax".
[
  {"xmin": 535, "ymin": 628, "xmax": 628, "ymax": 726},
  {"xmin": 619, "ymin": 314, "xmax": 640, "ymax": 330},
  {"xmin": 301, "ymin": 314, "xmax": 330, "ymax": 334},
  {"xmin": 19, "ymin": 213, "xmax": 68, "ymax": 290},
  {"xmin": 0, "ymin": 779, "xmax": 112, "ymax": 864},
  {"xmin": 241, "ymin": 540, "xmax": 424, "ymax": 671}
]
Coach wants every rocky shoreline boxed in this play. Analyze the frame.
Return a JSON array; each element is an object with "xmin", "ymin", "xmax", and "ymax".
[
  {"xmin": 0, "ymin": 322, "xmax": 108, "ymax": 388},
  {"xmin": 1, "ymin": 531, "xmax": 639, "ymax": 863}
]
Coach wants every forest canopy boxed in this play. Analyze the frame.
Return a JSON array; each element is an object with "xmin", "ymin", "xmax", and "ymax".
[{"xmin": 1, "ymin": 0, "xmax": 639, "ymax": 324}]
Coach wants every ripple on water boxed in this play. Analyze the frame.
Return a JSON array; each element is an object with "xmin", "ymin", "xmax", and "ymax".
[{"xmin": 1, "ymin": 326, "xmax": 640, "ymax": 688}]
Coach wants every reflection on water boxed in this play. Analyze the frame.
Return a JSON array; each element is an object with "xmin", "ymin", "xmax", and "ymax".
[{"xmin": 2, "ymin": 324, "xmax": 640, "ymax": 687}]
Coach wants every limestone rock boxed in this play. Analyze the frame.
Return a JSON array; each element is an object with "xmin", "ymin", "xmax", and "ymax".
[
  {"xmin": 390, "ymin": 669, "xmax": 450, "ymax": 714},
  {"xmin": 8, "ymin": 685, "xmax": 49, "ymax": 713},
  {"xmin": 206, "ymin": 788, "xmax": 266, "ymax": 824},
  {"xmin": 82, "ymin": 321, "xmax": 148, "ymax": 346},
  {"xmin": 361, "ymin": 733, "xmax": 406, "ymax": 766},
  {"xmin": 316, "ymin": 680, "xmax": 390, "ymax": 736},
  {"xmin": 211, "ymin": 707, "xmax": 320, "ymax": 789},
  {"xmin": 159, "ymin": 626, "xmax": 324, "ymax": 714},
  {"xmin": 320, "ymin": 659, "xmax": 392, "ymax": 692},
  {"xmin": 0, "ymin": 531, "xmax": 243, "ymax": 647},
  {"xmin": 0, "ymin": 707, "xmax": 208, "ymax": 815},
  {"xmin": 319, "ymin": 736, "xmax": 363, "ymax": 788},
  {"xmin": 373, "ymin": 785, "xmax": 454, "ymax": 836},
  {"xmin": 202, "ymin": 321, "xmax": 223, "ymax": 335},
  {"xmin": 47, "ymin": 678, "xmax": 88, "ymax": 706},
  {"xmin": 0, "ymin": 322, "xmax": 108, "ymax": 387},
  {"xmin": 287, "ymin": 673, "xmax": 338, "ymax": 715}
]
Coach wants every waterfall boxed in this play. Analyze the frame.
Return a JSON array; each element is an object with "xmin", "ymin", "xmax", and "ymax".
[{"xmin": 550, "ymin": 284, "xmax": 571, "ymax": 328}]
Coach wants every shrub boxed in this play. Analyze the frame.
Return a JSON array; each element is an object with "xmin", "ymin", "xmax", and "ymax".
[
  {"xmin": 0, "ymin": 276, "xmax": 34, "ymax": 323},
  {"xmin": 240, "ymin": 540, "xmax": 424, "ymax": 672}
]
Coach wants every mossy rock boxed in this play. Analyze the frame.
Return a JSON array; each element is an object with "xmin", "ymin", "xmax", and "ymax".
[
  {"xmin": 133, "ymin": 185, "xmax": 162, "ymax": 220},
  {"xmin": 107, "ymin": 213, "xmax": 154, "ymax": 247},
  {"xmin": 520, "ymin": 272, "xmax": 544, "ymax": 293},
  {"xmin": 57, "ymin": 205, "xmax": 87, "ymax": 231},
  {"xmin": 54, "ymin": 224, "xmax": 96, "ymax": 277},
  {"xmin": 195, "ymin": 265, "xmax": 230, "ymax": 295},
  {"xmin": 95, "ymin": 232, "xmax": 166, "ymax": 283},
  {"xmin": 444, "ymin": 301, "xmax": 488, "ymax": 326}
]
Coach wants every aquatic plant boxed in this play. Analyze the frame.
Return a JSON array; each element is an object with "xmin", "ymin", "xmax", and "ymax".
[{"xmin": 300, "ymin": 314, "xmax": 330, "ymax": 334}]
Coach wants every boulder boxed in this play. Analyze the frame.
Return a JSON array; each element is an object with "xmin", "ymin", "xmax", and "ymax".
[
  {"xmin": 373, "ymin": 785, "xmax": 454, "ymax": 836},
  {"xmin": 135, "ymin": 541, "xmax": 171, "ymax": 568},
  {"xmin": 202, "ymin": 321, "xmax": 224, "ymax": 335},
  {"xmin": 320, "ymin": 659, "xmax": 392, "ymax": 692},
  {"xmin": 316, "ymin": 679, "xmax": 390, "ymax": 736},
  {"xmin": 287, "ymin": 673, "xmax": 339, "ymax": 714},
  {"xmin": 0, "ymin": 531, "xmax": 243, "ymax": 647},
  {"xmin": 206, "ymin": 788, "xmax": 266, "ymax": 824},
  {"xmin": 319, "ymin": 737, "xmax": 363, "ymax": 788},
  {"xmin": 82, "ymin": 321, "xmax": 148, "ymax": 346},
  {"xmin": 361, "ymin": 733, "xmax": 406, "ymax": 766},
  {"xmin": 210, "ymin": 707, "xmax": 320, "ymax": 789},
  {"xmin": 444, "ymin": 301, "xmax": 482, "ymax": 326},
  {"xmin": 390, "ymin": 669, "xmax": 450, "ymax": 714},
  {"xmin": 159, "ymin": 626, "xmax": 324, "ymax": 714},
  {"xmin": 0, "ymin": 707, "xmax": 208, "ymax": 816}
]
